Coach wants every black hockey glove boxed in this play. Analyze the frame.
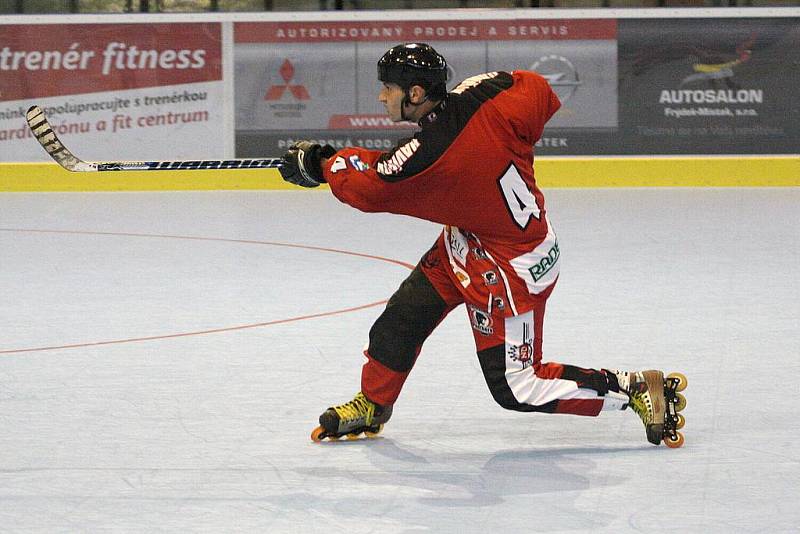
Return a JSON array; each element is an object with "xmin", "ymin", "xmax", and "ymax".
[{"xmin": 279, "ymin": 141, "xmax": 336, "ymax": 188}]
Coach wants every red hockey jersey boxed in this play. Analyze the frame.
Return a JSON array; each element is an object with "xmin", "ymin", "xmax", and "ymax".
[{"xmin": 322, "ymin": 70, "xmax": 562, "ymax": 308}]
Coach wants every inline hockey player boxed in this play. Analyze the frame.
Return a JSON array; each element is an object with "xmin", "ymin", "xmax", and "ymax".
[{"xmin": 279, "ymin": 43, "xmax": 686, "ymax": 447}]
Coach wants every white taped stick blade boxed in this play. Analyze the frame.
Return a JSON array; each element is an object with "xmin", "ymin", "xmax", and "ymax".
[{"xmin": 26, "ymin": 105, "xmax": 97, "ymax": 172}]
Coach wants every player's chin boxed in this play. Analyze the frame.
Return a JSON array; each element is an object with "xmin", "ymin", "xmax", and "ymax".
[{"xmin": 382, "ymin": 108, "xmax": 398, "ymax": 122}]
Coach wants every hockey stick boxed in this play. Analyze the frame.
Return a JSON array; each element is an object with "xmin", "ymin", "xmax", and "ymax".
[{"xmin": 25, "ymin": 105, "xmax": 283, "ymax": 172}]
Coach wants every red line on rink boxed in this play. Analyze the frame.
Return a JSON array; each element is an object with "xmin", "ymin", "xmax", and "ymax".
[
  {"xmin": 0, "ymin": 301, "xmax": 389, "ymax": 355},
  {"xmin": 0, "ymin": 228, "xmax": 415, "ymax": 355}
]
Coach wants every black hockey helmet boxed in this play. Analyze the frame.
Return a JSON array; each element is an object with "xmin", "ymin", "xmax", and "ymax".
[{"xmin": 377, "ymin": 43, "xmax": 447, "ymax": 94}]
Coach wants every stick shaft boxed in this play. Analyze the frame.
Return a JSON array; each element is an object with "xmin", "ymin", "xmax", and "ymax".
[
  {"xmin": 26, "ymin": 105, "xmax": 282, "ymax": 173},
  {"xmin": 96, "ymin": 159, "xmax": 284, "ymax": 171}
]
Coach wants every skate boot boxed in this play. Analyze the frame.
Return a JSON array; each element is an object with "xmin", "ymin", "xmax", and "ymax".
[
  {"xmin": 614, "ymin": 370, "xmax": 688, "ymax": 448},
  {"xmin": 311, "ymin": 391, "xmax": 393, "ymax": 442}
]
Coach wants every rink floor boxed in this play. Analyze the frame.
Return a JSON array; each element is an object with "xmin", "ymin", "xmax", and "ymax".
[{"xmin": 1, "ymin": 188, "xmax": 798, "ymax": 533}]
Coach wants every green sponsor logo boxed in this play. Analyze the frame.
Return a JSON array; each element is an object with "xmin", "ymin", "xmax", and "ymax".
[{"xmin": 529, "ymin": 241, "xmax": 560, "ymax": 282}]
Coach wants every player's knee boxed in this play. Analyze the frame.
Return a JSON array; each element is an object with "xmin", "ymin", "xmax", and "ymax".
[
  {"xmin": 478, "ymin": 345, "xmax": 553, "ymax": 413},
  {"xmin": 489, "ymin": 390, "xmax": 528, "ymax": 411},
  {"xmin": 367, "ymin": 310, "xmax": 418, "ymax": 372},
  {"xmin": 368, "ymin": 267, "xmax": 447, "ymax": 372}
]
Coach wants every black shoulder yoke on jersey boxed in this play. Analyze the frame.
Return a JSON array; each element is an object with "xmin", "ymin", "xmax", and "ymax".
[{"xmin": 375, "ymin": 72, "xmax": 514, "ymax": 183}]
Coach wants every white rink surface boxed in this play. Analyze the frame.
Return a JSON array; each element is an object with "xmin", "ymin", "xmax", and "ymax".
[{"xmin": 0, "ymin": 188, "xmax": 798, "ymax": 533}]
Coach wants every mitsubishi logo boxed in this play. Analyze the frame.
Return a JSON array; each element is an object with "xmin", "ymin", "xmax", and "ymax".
[{"xmin": 265, "ymin": 59, "xmax": 310, "ymax": 100}]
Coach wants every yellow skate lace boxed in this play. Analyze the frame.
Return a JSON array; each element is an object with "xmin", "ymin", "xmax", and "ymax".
[
  {"xmin": 628, "ymin": 385, "xmax": 654, "ymax": 426},
  {"xmin": 333, "ymin": 392, "xmax": 375, "ymax": 425}
]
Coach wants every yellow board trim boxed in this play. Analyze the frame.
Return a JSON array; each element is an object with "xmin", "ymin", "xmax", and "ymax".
[
  {"xmin": 0, "ymin": 163, "xmax": 297, "ymax": 192},
  {"xmin": 535, "ymin": 156, "xmax": 800, "ymax": 188},
  {"xmin": 1, "ymin": 156, "xmax": 798, "ymax": 191}
]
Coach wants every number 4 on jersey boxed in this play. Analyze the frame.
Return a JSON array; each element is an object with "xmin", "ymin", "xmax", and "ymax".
[{"xmin": 498, "ymin": 164, "xmax": 541, "ymax": 230}]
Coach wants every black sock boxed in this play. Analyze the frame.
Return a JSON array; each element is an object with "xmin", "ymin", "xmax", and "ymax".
[{"xmin": 604, "ymin": 370, "xmax": 622, "ymax": 393}]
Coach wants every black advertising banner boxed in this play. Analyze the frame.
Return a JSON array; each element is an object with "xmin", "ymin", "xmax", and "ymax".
[
  {"xmin": 234, "ymin": 16, "xmax": 800, "ymax": 157},
  {"xmin": 615, "ymin": 17, "xmax": 800, "ymax": 154}
]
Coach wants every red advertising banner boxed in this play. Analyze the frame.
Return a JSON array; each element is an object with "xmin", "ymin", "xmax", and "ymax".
[
  {"xmin": 235, "ymin": 19, "xmax": 616, "ymax": 43},
  {"xmin": 0, "ymin": 23, "xmax": 222, "ymax": 101}
]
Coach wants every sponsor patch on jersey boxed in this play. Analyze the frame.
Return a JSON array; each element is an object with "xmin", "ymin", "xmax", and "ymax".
[
  {"xmin": 446, "ymin": 226, "xmax": 468, "ymax": 266},
  {"xmin": 376, "ymin": 138, "xmax": 421, "ymax": 175},
  {"xmin": 348, "ymin": 155, "xmax": 369, "ymax": 171},
  {"xmin": 510, "ymin": 216, "xmax": 561, "ymax": 295},
  {"xmin": 472, "ymin": 247, "xmax": 489, "ymax": 261},
  {"xmin": 482, "ymin": 270, "xmax": 498, "ymax": 286},
  {"xmin": 451, "ymin": 261, "xmax": 470, "ymax": 288},
  {"xmin": 529, "ymin": 241, "xmax": 559, "ymax": 282},
  {"xmin": 493, "ymin": 297, "xmax": 505, "ymax": 311},
  {"xmin": 329, "ymin": 156, "xmax": 346, "ymax": 173},
  {"xmin": 468, "ymin": 305, "xmax": 493, "ymax": 336},
  {"xmin": 505, "ymin": 311, "xmax": 535, "ymax": 370},
  {"xmin": 508, "ymin": 342, "xmax": 534, "ymax": 370}
]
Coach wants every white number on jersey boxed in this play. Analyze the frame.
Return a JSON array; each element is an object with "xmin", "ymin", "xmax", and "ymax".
[{"xmin": 498, "ymin": 164, "xmax": 541, "ymax": 230}]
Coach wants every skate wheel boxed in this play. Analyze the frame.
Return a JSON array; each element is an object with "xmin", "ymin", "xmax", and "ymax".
[
  {"xmin": 664, "ymin": 431, "xmax": 684, "ymax": 448},
  {"xmin": 675, "ymin": 413, "xmax": 685, "ymax": 430},
  {"xmin": 667, "ymin": 372, "xmax": 687, "ymax": 392},
  {"xmin": 311, "ymin": 426, "xmax": 326, "ymax": 442},
  {"xmin": 364, "ymin": 424, "xmax": 384, "ymax": 438},
  {"xmin": 674, "ymin": 392, "xmax": 687, "ymax": 412}
]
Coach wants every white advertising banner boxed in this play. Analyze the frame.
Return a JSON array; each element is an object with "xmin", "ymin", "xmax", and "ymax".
[
  {"xmin": 232, "ymin": 18, "xmax": 618, "ymax": 157},
  {"xmin": 0, "ymin": 22, "xmax": 225, "ymax": 162}
]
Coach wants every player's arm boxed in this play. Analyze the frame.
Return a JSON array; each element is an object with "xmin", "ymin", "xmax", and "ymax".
[
  {"xmin": 277, "ymin": 140, "xmax": 396, "ymax": 205},
  {"xmin": 323, "ymin": 137, "xmax": 434, "ymax": 212},
  {"xmin": 509, "ymin": 71, "xmax": 562, "ymax": 144},
  {"xmin": 279, "ymin": 133, "xmax": 438, "ymax": 212}
]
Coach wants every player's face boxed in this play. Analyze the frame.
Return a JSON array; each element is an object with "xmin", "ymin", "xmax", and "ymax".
[{"xmin": 379, "ymin": 82, "xmax": 405, "ymax": 122}]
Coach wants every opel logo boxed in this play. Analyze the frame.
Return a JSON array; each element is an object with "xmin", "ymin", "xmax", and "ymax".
[{"xmin": 531, "ymin": 55, "xmax": 582, "ymax": 104}]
